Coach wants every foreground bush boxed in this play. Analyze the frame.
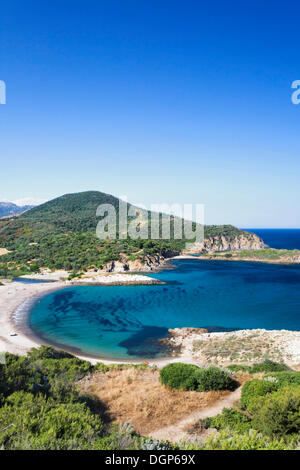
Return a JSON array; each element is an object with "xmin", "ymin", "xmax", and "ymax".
[
  {"xmin": 203, "ymin": 408, "xmax": 251, "ymax": 433},
  {"xmin": 184, "ymin": 429, "xmax": 294, "ymax": 450},
  {"xmin": 28, "ymin": 345, "xmax": 75, "ymax": 360},
  {"xmin": 240, "ymin": 379, "xmax": 278, "ymax": 409},
  {"xmin": 249, "ymin": 386, "xmax": 300, "ymax": 438},
  {"xmin": 159, "ymin": 363, "xmax": 199, "ymax": 390},
  {"xmin": 196, "ymin": 367, "xmax": 236, "ymax": 392},
  {"xmin": 0, "ymin": 391, "xmax": 104, "ymax": 450},
  {"xmin": 159, "ymin": 363, "xmax": 235, "ymax": 391}
]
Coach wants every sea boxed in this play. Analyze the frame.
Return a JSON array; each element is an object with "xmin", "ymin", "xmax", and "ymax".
[{"xmin": 28, "ymin": 229, "xmax": 300, "ymax": 360}]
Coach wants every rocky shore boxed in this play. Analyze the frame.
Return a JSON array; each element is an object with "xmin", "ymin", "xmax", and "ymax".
[{"xmin": 160, "ymin": 327, "xmax": 300, "ymax": 368}]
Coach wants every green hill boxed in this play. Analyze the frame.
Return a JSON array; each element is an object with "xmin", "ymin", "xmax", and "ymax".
[{"xmin": 0, "ymin": 191, "xmax": 261, "ymax": 276}]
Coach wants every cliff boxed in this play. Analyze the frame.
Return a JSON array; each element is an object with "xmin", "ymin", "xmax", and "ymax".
[{"xmin": 185, "ymin": 231, "xmax": 266, "ymax": 254}]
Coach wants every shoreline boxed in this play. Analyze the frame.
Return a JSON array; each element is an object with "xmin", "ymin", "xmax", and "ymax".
[
  {"xmin": 171, "ymin": 254, "xmax": 300, "ymax": 265},
  {"xmin": 1, "ymin": 264, "xmax": 300, "ymax": 367},
  {"xmin": 0, "ymin": 273, "xmax": 173, "ymax": 365}
]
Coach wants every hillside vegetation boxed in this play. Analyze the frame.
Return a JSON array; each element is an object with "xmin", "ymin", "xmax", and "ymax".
[{"xmin": 0, "ymin": 191, "xmax": 253, "ymax": 277}]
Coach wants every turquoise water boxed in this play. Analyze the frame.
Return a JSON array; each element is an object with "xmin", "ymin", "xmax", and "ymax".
[{"xmin": 29, "ymin": 258, "xmax": 300, "ymax": 360}]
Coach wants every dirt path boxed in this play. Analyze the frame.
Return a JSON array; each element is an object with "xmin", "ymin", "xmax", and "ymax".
[{"xmin": 149, "ymin": 385, "xmax": 242, "ymax": 443}]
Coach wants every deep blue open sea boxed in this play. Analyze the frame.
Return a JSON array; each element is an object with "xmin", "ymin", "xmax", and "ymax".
[{"xmin": 29, "ymin": 229, "xmax": 300, "ymax": 360}]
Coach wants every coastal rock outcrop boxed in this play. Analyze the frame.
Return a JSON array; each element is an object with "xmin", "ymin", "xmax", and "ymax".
[
  {"xmin": 102, "ymin": 251, "xmax": 180, "ymax": 273},
  {"xmin": 187, "ymin": 232, "xmax": 266, "ymax": 254}
]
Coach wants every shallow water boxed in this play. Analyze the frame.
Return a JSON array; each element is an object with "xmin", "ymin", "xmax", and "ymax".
[{"xmin": 29, "ymin": 259, "xmax": 300, "ymax": 360}]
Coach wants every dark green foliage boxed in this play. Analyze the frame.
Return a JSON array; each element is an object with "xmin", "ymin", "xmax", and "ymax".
[
  {"xmin": 250, "ymin": 360, "xmax": 291, "ymax": 373},
  {"xmin": 159, "ymin": 363, "xmax": 235, "ymax": 391},
  {"xmin": 195, "ymin": 367, "xmax": 236, "ymax": 392},
  {"xmin": 0, "ymin": 391, "xmax": 104, "ymax": 450},
  {"xmin": 250, "ymin": 387, "xmax": 300, "ymax": 438},
  {"xmin": 202, "ymin": 408, "xmax": 252, "ymax": 433},
  {"xmin": 33, "ymin": 358, "xmax": 93, "ymax": 382},
  {"xmin": 159, "ymin": 363, "xmax": 199, "ymax": 390},
  {"xmin": 0, "ymin": 191, "xmax": 254, "ymax": 276},
  {"xmin": 26, "ymin": 346, "xmax": 93, "ymax": 381},
  {"xmin": 0, "ymin": 353, "xmax": 45, "ymax": 397},
  {"xmin": 240, "ymin": 379, "xmax": 278, "ymax": 409},
  {"xmin": 28, "ymin": 345, "xmax": 75, "ymax": 360}
]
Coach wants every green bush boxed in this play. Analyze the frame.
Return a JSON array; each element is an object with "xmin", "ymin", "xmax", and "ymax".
[
  {"xmin": 159, "ymin": 363, "xmax": 199, "ymax": 390},
  {"xmin": 203, "ymin": 408, "xmax": 252, "ymax": 433},
  {"xmin": 159, "ymin": 364, "xmax": 235, "ymax": 391},
  {"xmin": 28, "ymin": 345, "xmax": 75, "ymax": 360},
  {"xmin": 264, "ymin": 372, "xmax": 300, "ymax": 388},
  {"xmin": 227, "ymin": 364, "xmax": 251, "ymax": 373},
  {"xmin": 0, "ymin": 391, "xmax": 104, "ymax": 450},
  {"xmin": 193, "ymin": 429, "xmax": 293, "ymax": 450},
  {"xmin": 250, "ymin": 386, "xmax": 300, "ymax": 438},
  {"xmin": 240, "ymin": 379, "xmax": 278, "ymax": 409},
  {"xmin": 227, "ymin": 360, "xmax": 291, "ymax": 374},
  {"xmin": 196, "ymin": 367, "xmax": 236, "ymax": 392},
  {"xmin": 250, "ymin": 360, "xmax": 290, "ymax": 373},
  {"xmin": 32, "ymin": 357, "xmax": 92, "ymax": 381},
  {"xmin": 0, "ymin": 354, "xmax": 45, "ymax": 397}
]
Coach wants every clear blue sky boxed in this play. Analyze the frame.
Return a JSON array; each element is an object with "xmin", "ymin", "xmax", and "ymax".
[{"xmin": 1, "ymin": 1, "xmax": 300, "ymax": 227}]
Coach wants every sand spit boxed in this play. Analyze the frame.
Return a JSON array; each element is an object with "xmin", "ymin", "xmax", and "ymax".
[{"xmin": 70, "ymin": 273, "xmax": 163, "ymax": 285}]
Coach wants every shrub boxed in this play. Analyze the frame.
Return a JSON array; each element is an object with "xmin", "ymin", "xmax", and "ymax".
[
  {"xmin": 240, "ymin": 379, "xmax": 278, "ymax": 409},
  {"xmin": 0, "ymin": 353, "xmax": 44, "ymax": 397},
  {"xmin": 0, "ymin": 391, "xmax": 104, "ymax": 450},
  {"xmin": 196, "ymin": 367, "xmax": 236, "ymax": 392},
  {"xmin": 160, "ymin": 364, "xmax": 236, "ymax": 391},
  {"xmin": 227, "ymin": 364, "xmax": 251, "ymax": 373},
  {"xmin": 250, "ymin": 360, "xmax": 291, "ymax": 373},
  {"xmin": 264, "ymin": 372, "xmax": 300, "ymax": 388},
  {"xmin": 32, "ymin": 357, "xmax": 93, "ymax": 381},
  {"xmin": 250, "ymin": 386, "xmax": 300, "ymax": 438},
  {"xmin": 203, "ymin": 408, "xmax": 252, "ymax": 433},
  {"xmin": 197, "ymin": 429, "xmax": 293, "ymax": 450},
  {"xmin": 159, "ymin": 363, "xmax": 199, "ymax": 390},
  {"xmin": 28, "ymin": 346, "xmax": 75, "ymax": 360}
]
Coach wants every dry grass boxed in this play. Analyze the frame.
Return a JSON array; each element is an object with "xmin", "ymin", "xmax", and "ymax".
[{"xmin": 79, "ymin": 368, "xmax": 228, "ymax": 435}]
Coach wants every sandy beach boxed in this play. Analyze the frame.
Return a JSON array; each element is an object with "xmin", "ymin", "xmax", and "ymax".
[
  {"xmin": 0, "ymin": 272, "xmax": 165, "ymax": 365},
  {"xmin": 0, "ymin": 279, "xmax": 67, "ymax": 358},
  {"xmin": 1, "ymin": 272, "xmax": 300, "ymax": 368}
]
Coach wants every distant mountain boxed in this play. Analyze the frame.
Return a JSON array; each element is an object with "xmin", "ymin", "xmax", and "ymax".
[{"xmin": 0, "ymin": 201, "xmax": 35, "ymax": 218}]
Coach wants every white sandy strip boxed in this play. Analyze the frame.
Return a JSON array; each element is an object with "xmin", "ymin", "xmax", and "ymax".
[
  {"xmin": 0, "ymin": 280, "xmax": 66, "ymax": 358},
  {"xmin": 19, "ymin": 271, "xmax": 162, "ymax": 285},
  {"xmin": 70, "ymin": 273, "xmax": 162, "ymax": 285}
]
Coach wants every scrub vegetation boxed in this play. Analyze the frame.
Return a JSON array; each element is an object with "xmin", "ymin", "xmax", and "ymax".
[{"xmin": 1, "ymin": 348, "xmax": 299, "ymax": 450}]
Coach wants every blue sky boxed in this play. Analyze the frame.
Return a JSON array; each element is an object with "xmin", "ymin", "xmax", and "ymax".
[{"xmin": 0, "ymin": 1, "xmax": 300, "ymax": 227}]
